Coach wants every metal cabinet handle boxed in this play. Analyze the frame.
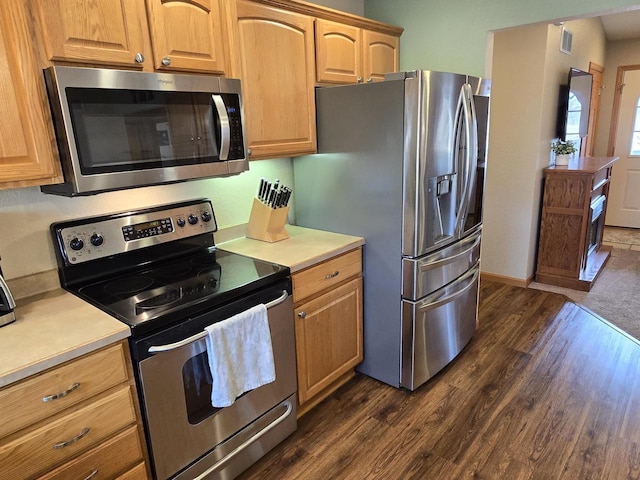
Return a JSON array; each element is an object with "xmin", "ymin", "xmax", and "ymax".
[
  {"xmin": 162, "ymin": 56, "xmax": 171, "ymax": 66},
  {"xmin": 83, "ymin": 470, "xmax": 99, "ymax": 480},
  {"xmin": 134, "ymin": 52, "xmax": 145, "ymax": 63},
  {"xmin": 297, "ymin": 311, "xmax": 306, "ymax": 318},
  {"xmin": 357, "ymin": 76, "xmax": 363, "ymax": 83},
  {"xmin": 367, "ymin": 77, "xmax": 374, "ymax": 83},
  {"xmin": 324, "ymin": 270, "xmax": 340, "ymax": 279},
  {"xmin": 53, "ymin": 427, "xmax": 90, "ymax": 449},
  {"xmin": 42, "ymin": 382, "xmax": 80, "ymax": 402}
]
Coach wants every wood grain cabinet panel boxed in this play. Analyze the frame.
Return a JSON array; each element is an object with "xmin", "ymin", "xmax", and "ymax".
[
  {"xmin": 0, "ymin": 386, "xmax": 136, "ymax": 480},
  {"xmin": 0, "ymin": 342, "xmax": 148, "ymax": 480},
  {"xmin": 0, "ymin": 1, "xmax": 61, "ymax": 188},
  {"xmin": 292, "ymin": 248, "xmax": 363, "ymax": 415},
  {"xmin": 234, "ymin": 0, "xmax": 317, "ymax": 159},
  {"xmin": 34, "ymin": 0, "xmax": 150, "ymax": 68},
  {"xmin": 295, "ymin": 278, "xmax": 363, "ymax": 405},
  {"xmin": 315, "ymin": 20, "xmax": 400, "ymax": 85},
  {"xmin": 315, "ymin": 19, "xmax": 362, "ymax": 84},
  {"xmin": 362, "ymin": 29, "xmax": 399, "ymax": 83},
  {"xmin": 535, "ymin": 157, "xmax": 618, "ymax": 291},
  {"xmin": 37, "ymin": 426, "xmax": 144, "ymax": 480},
  {"xmin": 145, "ymin": 0, "xmax": 228, "ymax": 74},
  {"xmin": 0, "ymin": 343, "xmax": 129, "ymax": 438}
]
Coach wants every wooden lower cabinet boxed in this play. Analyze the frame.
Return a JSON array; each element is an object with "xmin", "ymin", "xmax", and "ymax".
[
  {"xmin": 292, "ymin": 248, "xmax": 363, "ymax": 416},
  {"xmin": 535, "ymin": 157, "xmax": 618, "ymax": 291},
  {"xmin": 0, "ymin": 341, "xmax": 149, "ymax": 480}
]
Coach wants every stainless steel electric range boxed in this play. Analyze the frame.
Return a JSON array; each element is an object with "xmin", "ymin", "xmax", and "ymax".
[{"xmin": 50, "ymin": 198, "xmax": 297, "ymax": 480}]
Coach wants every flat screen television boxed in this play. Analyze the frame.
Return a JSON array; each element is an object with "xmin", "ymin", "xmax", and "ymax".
[{"xmin": 556, "ymin": 67, "xmax": 593, "ymax": 142}]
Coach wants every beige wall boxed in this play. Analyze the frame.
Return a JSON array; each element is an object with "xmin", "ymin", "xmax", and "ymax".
[
  {"xmin": 483, "ymin": 18, "xmax": 606, "ymax": 282},
  {"xmin": 594, "ymin": 38, "xmax": 640, "ymax": 156}
]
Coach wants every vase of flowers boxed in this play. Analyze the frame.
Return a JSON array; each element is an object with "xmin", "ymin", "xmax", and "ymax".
[{"xmin": 551, "ymin": 139, "xmax": 577, "ymax": 166}]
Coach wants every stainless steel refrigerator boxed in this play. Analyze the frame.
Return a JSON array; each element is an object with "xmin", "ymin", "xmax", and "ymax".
[{"xmin": 293, "ymin": 70, "xmax": 490, "ymax": 390}]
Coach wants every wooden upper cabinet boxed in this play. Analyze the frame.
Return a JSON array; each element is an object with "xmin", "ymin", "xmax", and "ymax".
[
  {"xmin": 145, "ymin": 0, "xmax": 228, "ymax": 73},
  {"xmin": 35, "ymin": 0, "xmax": 230, "ymax": 74},
  {"xmin": 0, "ymin": 1, "xmax": 61, "ymax": 188},
  {"xmin": 234, "ymin": 1, "xmax": 316, "ymax": 159},
  {"xmin": 315, "ymin": 19, "xmax": 362, "ymax": 84},
  {"xmin": 363, "ymin": 30, "xmax": 400, "ymax": 82},
  {"xmin": 34, "ymin": 0, "xmax": 150, "ymax": 69}
]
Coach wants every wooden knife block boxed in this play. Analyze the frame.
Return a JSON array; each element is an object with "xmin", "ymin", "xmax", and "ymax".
[{"xmin": 246, "ymin": 198, "xmax": 290, "ymax": 243}]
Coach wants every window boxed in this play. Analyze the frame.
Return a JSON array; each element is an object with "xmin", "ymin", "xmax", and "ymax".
[
  {"xmin": 630, "ymin": 96, "xmax": 640, "ymax": 156},
  {"xmin": 565, "ymin": 91, "xmax": 582, "ymax": 146}
]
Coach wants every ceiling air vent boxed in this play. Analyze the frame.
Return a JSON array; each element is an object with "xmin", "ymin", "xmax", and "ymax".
[{"xmin": 560, "ymin": 27, "xmax": 572, "ymax": 54}]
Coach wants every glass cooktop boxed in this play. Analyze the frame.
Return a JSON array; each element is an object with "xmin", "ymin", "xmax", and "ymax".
[{"xmin": 72, "ymin": 248, "xmax": 288, "ymax": 333}]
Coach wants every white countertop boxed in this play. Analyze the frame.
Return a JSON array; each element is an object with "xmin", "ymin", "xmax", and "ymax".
[
  {"xmin": 219, "ymin": 225, "xmax": 365, "ymax": 272},
  {"xmin": 0, "ymin": 289, "xmax": 130, "ymax": 388}
]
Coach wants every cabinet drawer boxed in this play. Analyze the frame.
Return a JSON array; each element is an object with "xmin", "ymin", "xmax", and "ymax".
[
  {"xmin": 116, "ymin": 463, "xmax": 148, "ymax": 480},
  {"xmin": 292, "ymin": 248, "xmax": 362, "ymax": 303},
  {"xmin": 0, "ymin": 385, "xmax": 137, "ymax": 480},
  {"xmin": 0, "ymin": 342, "xmax": 129, "ymax": 438},
  {"xmin": 38, "ymin": 426, "xmax": 143, "ymax": 480}
]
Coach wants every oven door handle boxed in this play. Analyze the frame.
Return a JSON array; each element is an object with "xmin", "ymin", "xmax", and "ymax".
[
  {"xmin": 193, "ymin": 399, "xmax": 294, "ymax": 480},
  {"xmin": 147, "ymin": 290, "xmax": 289, "ymax": 353}
]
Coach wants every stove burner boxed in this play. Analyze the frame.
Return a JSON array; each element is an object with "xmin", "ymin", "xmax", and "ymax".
[
  {"xmin": 197, "ymin": 266, "xmax": 221, "ymax": 281},
  {"xmin": 136, "ymin": 288, "xmax": 183, "ymax": 312},
  {"xmin": 105, "ymin": 276, "xmax": 155, "ymax": 296},
  {"xmin": 154, "ymin": 263, "xmax": 193, "ymax": 282}
]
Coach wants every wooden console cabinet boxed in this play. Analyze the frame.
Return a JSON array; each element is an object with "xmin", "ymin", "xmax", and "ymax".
[{"xmin": 535, "ymin": 156, "xmax": 619, "ymax": 291}]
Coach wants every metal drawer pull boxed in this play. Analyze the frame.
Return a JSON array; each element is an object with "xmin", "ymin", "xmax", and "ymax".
[
  {"xmin": 148, "ymin": 290, "xmax": 289, "ymax": 353},
  {"xmin": 193, "ymin": 400, "xmax": 294, "ymax": 480},
  {"xmin": 325, "ymin": 270, "xmax": 340, "ymax": 279},
  {"xmin": 53, "ymin": 427, "xmax": 90, "ymax": 449},
  {"xmin": 42, "ymin": 383, "xmax": 80, "ymax": 402},
  {"xmin": 83, "ymin": 470, "xmax": 99, "ymax": 480},
  {"xmin": 419, "ymin": 232, "xmax": 481, "ymax": 272}
]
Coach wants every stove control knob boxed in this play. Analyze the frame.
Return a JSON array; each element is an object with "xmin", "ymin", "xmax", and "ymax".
[
  {"xmin": 90, "ymin": 234, "xmax": 104, "ymax": 247},
  {"xmin": 69, "ymin": 237, "xmax": 84, "ymax": 251},
  {"xmin": 201, "ymin": 211, "xmax": 212, "ymax": 222},
  {"xmin": 188, "ymin": 214, "xmax": 199, "ymax": 225},
  {"xmin": 177, "ymin": 217, "xmax": 186, "ymax": 227}
]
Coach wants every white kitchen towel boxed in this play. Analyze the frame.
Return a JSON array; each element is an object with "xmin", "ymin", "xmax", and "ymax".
[{"xmin": 205, "ymin": 304, "xmax": 276, "ymax": 407}]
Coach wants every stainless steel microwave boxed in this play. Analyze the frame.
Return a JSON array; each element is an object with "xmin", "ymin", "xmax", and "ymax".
[{"xmin": 41, "ymin": 66, "xmax": 248, "ymax": 196}]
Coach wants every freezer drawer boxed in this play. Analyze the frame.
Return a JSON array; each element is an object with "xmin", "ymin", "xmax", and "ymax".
[
  {"xmin": 400, "ymin": 262, "xmax": 479, "ymax": 390},
  {"xmin": 402, "ymin": 228, "xmax": 481, "ymax": 300}
]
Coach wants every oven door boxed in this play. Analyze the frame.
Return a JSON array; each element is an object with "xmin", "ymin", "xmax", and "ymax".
[{"xmin": 136, "ymin": 285, "xmax": 296, "ymax": 480}]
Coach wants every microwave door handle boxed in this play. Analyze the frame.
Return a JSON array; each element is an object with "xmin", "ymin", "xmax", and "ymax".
[{"xmin": 212, "ymin": 94, "xmax": 230, "ymax": 160}]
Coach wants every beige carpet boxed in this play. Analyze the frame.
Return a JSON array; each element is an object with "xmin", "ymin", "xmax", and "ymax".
[{"xmin": 530, "ymin": 247, "xmax": 640, "ymax": 340}]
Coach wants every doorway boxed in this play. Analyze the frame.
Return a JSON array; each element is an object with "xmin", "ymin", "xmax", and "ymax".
[{"xmin": 606, "ymin": 67, "xmax": 640, "ymax": 228}]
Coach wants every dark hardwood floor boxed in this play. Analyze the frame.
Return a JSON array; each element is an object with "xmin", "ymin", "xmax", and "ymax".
[{"xmin": 238, "ymin": 280, "xmax": 640, "ymax": 480}]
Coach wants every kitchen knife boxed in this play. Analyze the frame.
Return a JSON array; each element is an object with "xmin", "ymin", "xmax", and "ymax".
[{"xmin": 258, "ymin": 178, "xmax": 266, "ymax": 200}]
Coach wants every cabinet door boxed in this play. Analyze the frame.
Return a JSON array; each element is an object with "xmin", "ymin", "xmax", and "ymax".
[
  {"xmin": 315, "ymin": 19, "xmax": 362, "ymax": 84},
  {"xmin": 234, "ymin": 1, "xmax": 317, "ymax": 159},
  {"xmin": 0, "ymin": 1, "xmax": 61, "ymax": 188},
  {"xmin": 145, "ymin": 0, "xmax": 228, "ymax": 74},
  {"xmin": 295, "ymin": 277, "xmax": 363, "ymax": 405},
  {"xmin": 362, "ymin": 30, "xmax": 399, "ymax": 82},
  {"xmin": 35, "ymin": 0, "xmax": 149, "ymax": 69}
]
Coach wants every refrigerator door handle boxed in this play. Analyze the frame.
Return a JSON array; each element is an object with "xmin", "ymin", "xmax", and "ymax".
[
  {"xmin": 454, "ymin": 83, "xmax": 478, "ymax": 234},
  {"xmin": 415, "ymin": 263, "xmax": 480, "ymax": 313}
]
